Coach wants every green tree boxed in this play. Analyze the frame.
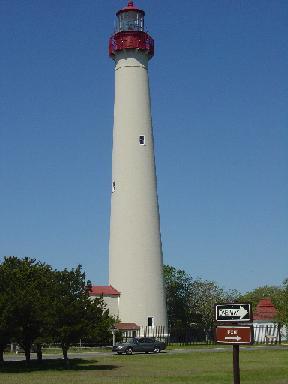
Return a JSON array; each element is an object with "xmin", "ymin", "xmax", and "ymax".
[
  {"xmin": 278, "ymin": 279, "xmax": 288, "ymax": 326},
  {"xmin": 163, "ymin": 265, "xmax": 239, "ymax": 333},
  {"xmin": 0, "ymin": 261, "xmax": 17, "ymax": 363},
  {"xmin": 0, "ymin": 303, "xmax": 12, "ymax": 363},
  {"xmin": 163, "ymin": 265, "xmax": 193, "ymax": 327},
  {"xmin": 0, "ymin": 257, "xmax": 116, "ymax": 365},
  {"xmin": 0, "ymin": 256, "xmax": 54, "ymax": 363},
  {"xmin": 188, "ymin": 278, "xmax": 239, "ymax": 335},
  {"xmin": 49, "ymin": 265, "xmax": 115, "ymax": 362},
  {"xmin": 83, "ymin": 296, "xmax": 115, "ymax": 346},
  {"xmin": 239, "ymin": 285, "xmax": 283, "ymax": 311}
]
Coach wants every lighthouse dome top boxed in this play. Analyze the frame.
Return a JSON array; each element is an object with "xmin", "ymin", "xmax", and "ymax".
[
  {"xmin": 116, "ymin": 1, "xmax": 145, "ymax": 17},
  {"xmin": 115, "ymin": 1, "xmax": 145, "ymax": 33}
]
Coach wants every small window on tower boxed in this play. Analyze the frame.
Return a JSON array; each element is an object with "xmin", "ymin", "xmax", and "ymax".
[
  {"xmin": 148, "ymin": 317, "xmax": 154, "ymax": 327},
  {"xmin": 139, "ymin": 135, "xmax": 145, "ymax": 145},
  {"xmin": 112, "ymin": 181, "xmax": 116, "ymax": 193}
]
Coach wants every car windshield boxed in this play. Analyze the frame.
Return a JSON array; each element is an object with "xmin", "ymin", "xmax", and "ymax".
[{"xmin": 124, "ymin": 338, "xmax": 137, "ymax": 343}]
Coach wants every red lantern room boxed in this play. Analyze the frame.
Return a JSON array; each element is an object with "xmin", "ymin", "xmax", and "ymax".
[{"xmin": 109, "ymin": 1, "xmax": 154, "ymax": 59}]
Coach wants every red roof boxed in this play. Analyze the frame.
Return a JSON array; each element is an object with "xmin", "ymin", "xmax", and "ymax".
[
  {"xmin": 114, "ymin": 322, "xmax": 140, "ymax": 331},
  {"xmin": 89, "ymin": 285, "xmax": 120, "ymax": 297},
  {"xmin": 253, "ymin": 298, "xmax": 278, "ymax": 321}
]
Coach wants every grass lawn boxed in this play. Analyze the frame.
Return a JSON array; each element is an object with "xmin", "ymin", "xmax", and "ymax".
[{"xmin": 1, "ymin": 348, "xmax": 288, "ymax": 384}]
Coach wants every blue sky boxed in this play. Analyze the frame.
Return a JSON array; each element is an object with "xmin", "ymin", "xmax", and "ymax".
[{"xmin": 1, "ymin": 0, "xmax": 287, "ymax": 293}]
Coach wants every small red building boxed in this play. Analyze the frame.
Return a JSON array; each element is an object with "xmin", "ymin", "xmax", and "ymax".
[
  {"xmin": 89, "ymin": 285, "xmax": 141, "ymax": 341},
  {"xmin": 253, "ymin": 298, "xmax": 282, "ymax": 343},
  {"xmin": 89, "ymin": 285, "xmax": 120, "ymax": 319}
]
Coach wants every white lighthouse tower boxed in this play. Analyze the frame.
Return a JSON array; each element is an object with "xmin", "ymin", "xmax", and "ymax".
[{"xmin": 109, "ymin": 1, "xmax": 167, "ymax": 332}]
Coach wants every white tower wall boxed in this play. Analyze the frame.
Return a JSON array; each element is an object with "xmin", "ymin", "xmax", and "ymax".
[{"xmin": 109, "ymin": 50, "xmax": 167, "ymax": 330}]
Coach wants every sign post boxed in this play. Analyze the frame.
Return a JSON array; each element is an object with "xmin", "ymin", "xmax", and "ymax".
[
  {"xmin": 214, "ymin": 303, "xmax": 253, "ymax": 384},
  {"xmin": 233, "ymin": 345, "xmax": 240, "ymax": 384}
]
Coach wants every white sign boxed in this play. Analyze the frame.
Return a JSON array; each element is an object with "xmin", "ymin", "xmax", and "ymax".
[{"xmin": 215, "ymin": 303, "xmax": 252, "ymax": 322}]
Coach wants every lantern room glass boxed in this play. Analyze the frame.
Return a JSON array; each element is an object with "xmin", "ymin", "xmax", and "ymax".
[{"xmin": 117, "ymin": 11, "xmax": 144, "ymax": 32}]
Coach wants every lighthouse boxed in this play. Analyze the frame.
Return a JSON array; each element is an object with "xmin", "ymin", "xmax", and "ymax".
[{"xmin": 108, "ymin": 1, "xmax": 167, "ymax": 332}]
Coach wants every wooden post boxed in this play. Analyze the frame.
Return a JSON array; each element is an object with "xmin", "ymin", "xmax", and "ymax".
[{"xmin": 233, "ymin": 345, "xmax": 240, "ymax": 384}]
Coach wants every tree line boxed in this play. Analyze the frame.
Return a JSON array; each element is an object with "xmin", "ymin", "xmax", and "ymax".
[
  {"xmin": 240, "ymin": 281, "xmax": 288, "ymax": 325},
  {"xmin": 1, "ymin": 257, "xmax": 287, "ymax": 363},
  {"xmin": 163, "ymin": 265, "xmax": 288, "ymax": 333},
  {"xmin": 163, "ymin": 265, "xmax": 239, "ymax": 334},
  {"xmin": 0, "ymin": 256, "xmax": 115, "ymax": 364}
]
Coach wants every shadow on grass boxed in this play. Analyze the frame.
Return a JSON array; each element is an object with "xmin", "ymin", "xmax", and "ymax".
[{"xmin": 0, "ymin": 359, "xmax": 119, "ymax": 373}]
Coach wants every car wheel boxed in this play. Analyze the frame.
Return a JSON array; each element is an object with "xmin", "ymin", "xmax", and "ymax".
[
  {"xmin": 153, "ymin": 347, "xmax": 160, "ymax": 353},
  {"xmin": 125, "ymin": 347, "xmax": 133, "ymax": 355},
  {"xmin": 117, "ymin": 352, "xmax": 123, "ymax": 355}
]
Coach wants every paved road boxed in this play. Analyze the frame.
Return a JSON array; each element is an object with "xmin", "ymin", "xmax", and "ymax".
[{"xmin": 4, "ymin": 345, "xmax": 288, "ymax": 362}]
